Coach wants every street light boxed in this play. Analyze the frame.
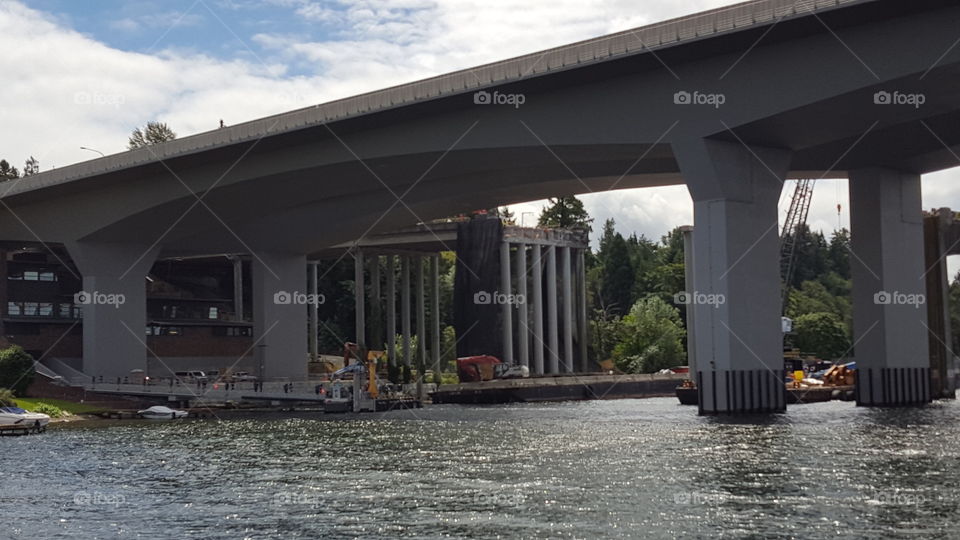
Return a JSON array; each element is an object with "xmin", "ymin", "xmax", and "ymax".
[{"xmin": 79, "ymin": 146, "xmax": 104, "ymax": 157}]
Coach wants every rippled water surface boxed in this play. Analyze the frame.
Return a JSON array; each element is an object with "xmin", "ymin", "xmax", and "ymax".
[{"xmin": 4, "ymin": 398, "xmax": 960, "ymax": 539}]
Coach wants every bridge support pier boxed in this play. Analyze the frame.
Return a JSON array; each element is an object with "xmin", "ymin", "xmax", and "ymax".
[
  {"xmin": 251, "ymin": 251, "xmax": 308, "ymax": 380},
  {"xmin": 849, "ymin": 168, "xmax": 931, "ymax": 406},
  {"xmin": 676, "ymin": 139, "xmax": 789, "ymax": 414},
  {"xmin": 66, "ymin": 241, "xmax": 160, "ymax": 379}
]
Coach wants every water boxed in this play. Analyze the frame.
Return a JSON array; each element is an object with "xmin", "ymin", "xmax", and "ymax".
[{"xmin": 3, "ymin": 398, "xmax": 960, "ymax": 539}]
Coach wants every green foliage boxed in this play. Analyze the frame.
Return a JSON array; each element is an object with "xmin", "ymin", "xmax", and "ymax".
[
  {"xmin": 611, "ymin": 296, "xmax": 686, "ymax": 374},
  {"xmin": 0, "ymin": 346, "xmax": 35, "ymax": 396},
  {"xmin": 128, "ymin": 121, "xmax": 177, "ymax": 149},
  {"xmin": 0, "ymin": 388, "xmax": 14, "ymax": 407},
  {"xmin": 793, "ymin": 312, "xmax": 850, "ymax": 359},
  {"xmin": 0, "ymin": 159, "xmax": 19, "ymax": 181},
  {"xmin": 29, "ymin": 402, "xmax": 65, "ymax": 418},
  {"xmin": 537, "ymin": 196, "xmax": 593, "ymax": 232},
  {"xmin": 23, "ymin": 156, "xmax": 39, "ymax": 176}
]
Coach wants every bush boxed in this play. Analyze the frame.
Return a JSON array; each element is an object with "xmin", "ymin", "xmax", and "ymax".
[
  {"xmin": 794, "ymin": 312, "xmax": 850, "ymax": 359},
  {"xmin": 611, "ymin": 296, "xmax": 686, "ymax": 374},
  {"xmin": 0, "ymin": 388, "xmax": 15, "ymax": 407},
  {"xmin": 30, "ymin": 402, "xmax": 66, "ymax": 418},
  {"xmin": 0, "ymin": 346, "xmax": 35, "ymax": 396}
]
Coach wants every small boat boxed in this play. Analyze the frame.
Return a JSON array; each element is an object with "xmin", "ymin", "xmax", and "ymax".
[
  {"xmin": 138, "ymin": 405, "xmax": 188, "ymax": 420},
  {"xmin": 0, "ymin": 406, "xmax": 51, "ymax": 432}
]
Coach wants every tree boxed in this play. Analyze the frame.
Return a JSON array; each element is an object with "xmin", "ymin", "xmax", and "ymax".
[
  {"xmin": 793, "ymin": 312, "xmax": 850, "ymax": 359},
  {"xmin": 599, "ymin": 231, "xmax": 634, "ymax": 315},
  {"xmin": 0, "ymin": 159, "xmax": 19, "ymax": 181},
  {"xmin": 537, "ymin": 196, "xmax": 592, "ymax": 232},
  {"xmin": 827, "ymin": 228, "xmax": 851, "ymax": 280},
  {"xmin": 611, "ymin": 296, "xmax": 686, "ymax": 373},
  {"xmin": 128, "ymin": 121, "xmax": 177, "ymax": 149},
  {"xmin": 23, "ymin": 156, "xmax": 39, "ymax": 176},
  {"xmin": 0, "ymin": 345, "xmax": 35, "ymax": 396}
]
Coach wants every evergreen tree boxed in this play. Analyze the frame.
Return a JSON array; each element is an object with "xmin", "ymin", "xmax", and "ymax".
[
  {"xmin": 827, "ymin": 228, "xmax": 851, "ymax": 279},
  {"xmin": 0, "ymin": 159, "xmax": 19, "ymax": 181},
  {"xmin": 23, "ymin": 156, "xmax": 39, "ymax": 177},
  {"xmin": 537, "ymin": 196, "xmax": 592, "ymax": 232},
  {"xmin": 599, "ymin": 232, "xmax": 634, "ymax": 315}
]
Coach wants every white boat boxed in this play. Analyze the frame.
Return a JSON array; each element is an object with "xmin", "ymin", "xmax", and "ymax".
[
  {"xmin": 0, "ymin": 406, "xmax": 51, "ymax": 431},
  {"xmin": 138, "ymin": 405, "xmax": 188, "ymax": 420}
]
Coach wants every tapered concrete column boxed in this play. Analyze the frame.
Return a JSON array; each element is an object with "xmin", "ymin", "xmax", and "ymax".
[
  {"xmin": 308, "ymin": 261, "xmax": 318, "ymax": 362},
  {"xmin": 250, "ymin": 251, "xmax": 308, "ymax": 380},
  {"xmin": 577, "ymin": 249, "xmax": 588, "ymax": 372},
  {"xmin": 675, "ymin": 138, "xmax": 789, "ymax": 414},
  {"xmin": 516, "ymin": 243, "xmax": 529, "ymax": 368},
  {"xmin": 230, "ymin": 255, "xmax": 244, "ymax": 321},
  {"xmin": 680, "ymin": 225, "xmax": 697, "ymax": 377},
  {"xmin": 850, "ymin": 167, "xmax": 931, "ymax": 406},
  {"xmin": 354, "ymin": 250, "xmax": 365, "ymax": 349},
  {"xmin": 500, "ymin": 241, "xmax": 514, "ymax": 365},
  {"xmin": 386, "ymin": 255, "xmax": 397, "ymax": 367},
  {"xmin": 401, "ymin": 256, "xmax": 411, "ymax": 366},
  {"xmin": 546, "ymin": 246, "xmax": 559, "ymax": 374},
  {"xmin": 66, "ymin": 241, "xmax": 160, "ymax": 378},
  {"xmin": 561, "ymin": 246, "xmax": 574, "ymax": 373},
  {"xmin": 531, "ymin": 244, "xmax": 545, "ymax": 374},
  {"xmin": 431, "ymin": 254, "xmax": 441, "ymax": 374}
]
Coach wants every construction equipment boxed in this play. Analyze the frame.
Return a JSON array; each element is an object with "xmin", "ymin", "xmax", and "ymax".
[{"xmin": 779, "ymin": 179, "xmax": 816, "ymax": 313}]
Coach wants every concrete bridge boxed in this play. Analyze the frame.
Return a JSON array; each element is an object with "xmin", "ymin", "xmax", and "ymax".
[{"xmin": 3, "ymin": 0, "xmax": 960, "ymax": 413}]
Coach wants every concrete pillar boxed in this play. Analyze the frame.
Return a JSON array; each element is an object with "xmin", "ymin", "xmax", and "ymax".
[
  {"xmin": 386, "ymin": 255, "xmax": 397, "ymax": 367},
  {"xmin": 416, "ymin": 256, "xmax": 426, "ymax": 371},
  {"xmin": 230, "ymin": 255, "xmax": 243, "ymax": 321},
  {"xmin": 354, "ymin": 249, "xmax": 365, "ymax": 349},
  {"xmin": 65, "ymin": 241, "xmax": 160, "ymax": 378},
  {"xmin": 250, "ymin": 251, "xmax": 308, "ymax": 380},
  {"xmin": 431, "ymin": 254, "xmax": 441, "ymax": 374},
  {"xmin": 577, "ymin": 248, "xmax": 589, "ymax": 372},
  {"xmin": 370, "ymin": 255, "xmax": 382, "ymax": 351},
  {"xmin": 500, "ymin": 241, "xmax": 514, "ymax": 365},
  {"xmin": 516, "ymin": 243, "xmax": 529, "ymax": 368},
  {"xmin": 546, "ymin": 245, "xmax": 559, "ymax": 374},
  {"xmin": 531, "ymin": 244, "xmax": 545, "ymax": 375},
  {"xmin": 401, "ymin": 256, "xmax": 411, "ymax": 367},
  {"xmin": 674, "ymin": 138, "xmax": 789, "ymax": 414},
  {"xmin": 562, "ymin": 246, "xmax": 574, "ymax": 373},
  {"xmin": 680, "ymin": 225, "xmax": 697, "ymax": 377},
  {"xmin": 308, "ymin": 261, "xmax": 318, "ymax": 363},
  {"xmin": 850, "ymin": 167, "xmax": 931, "ymax": 406}
]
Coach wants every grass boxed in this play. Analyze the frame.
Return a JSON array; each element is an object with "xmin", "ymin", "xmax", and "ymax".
[{"xmin": 13, "ymin": 398, "xmax": 106, "ymax": 415}]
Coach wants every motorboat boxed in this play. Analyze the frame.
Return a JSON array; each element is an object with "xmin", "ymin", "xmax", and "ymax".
[
  {"xmin": 0, "ymin": 406, "xmax": 51, "ymax": 431},
  {"xmin": 138, "ymin": 405, "xmax": 188, "ymax": 420}
]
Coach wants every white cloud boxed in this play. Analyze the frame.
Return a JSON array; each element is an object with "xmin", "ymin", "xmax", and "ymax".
[{"xmin": 2, "ymin": 0, "xmax": 960, "ymax": 257}]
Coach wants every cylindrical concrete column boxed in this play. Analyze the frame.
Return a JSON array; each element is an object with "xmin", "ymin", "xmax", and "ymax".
[
  {"xmin": 562, "ymin": 246, "xmax": 574, "ymax": 373},
  {"xmin": 500, "ymin": 241, "xmax": 514, "ymax": 365},
  {"xmin": 531, "ymin": 244, "xmax": 545, "ymax": 375},
  {"xmin": 354, "ymin": 249, "xmax": 365, "ymax": 349},
  {"xmin": 416, "ymin": 256, "xmax": 426, "ymax": 371},
  {"xmin": 231, "ymin": 255, "xmax": 243, "ymax": 321},
  {"xmin": 401, "ymin": 255, "xmax": 411, "ymax": 367},
  {"xmin": 309, "ymin": 261, "xmax": 318, "ymax": 363},
  {"xmin": 577, "ymin": 248, "xmax": 588, "ymax": 372},
  {"xmin": 431, "ymin": 254, "xmax": 441, "ymax": 375},
  {"xmin": 386, "ymin": 255, "xmax": 397, "ymax": 367},
  {"xmin": 370, "ymin": 255, "xmax": 382, "ymax": 351},
  {"xmin": 546, "ymin": 246, "xmax": 559, "ymax": 374},
  {"xmin": 516, "ymin": 243, "xmax": 529, "ymax": 368}
]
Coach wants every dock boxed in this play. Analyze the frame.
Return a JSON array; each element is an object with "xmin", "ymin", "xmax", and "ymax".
[{"xmin": 430, "ymin": 373, "xmax": 685, "ymax": 404}]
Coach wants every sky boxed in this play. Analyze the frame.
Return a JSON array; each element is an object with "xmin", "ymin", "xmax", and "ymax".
[{"xmin": 3, "ymin": 0, "xmax": 960, "ymax": 268}]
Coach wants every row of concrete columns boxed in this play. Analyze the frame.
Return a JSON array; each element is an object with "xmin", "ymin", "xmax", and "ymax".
[
  {"xmin": 351, "ymin": 251, "xmax": 442, "ymax": 371},
  {"xmin": 678, "ymin": 139, "xmax": 932, "ymax": 414},
  {"xmin": 498, "ymin": 241, "xmax": 588, "ymax": 374}
]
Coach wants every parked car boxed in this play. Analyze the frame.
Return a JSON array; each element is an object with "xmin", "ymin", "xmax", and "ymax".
[
  {"xmin": 231, "ymin": 371, "xmax": 257, "ymax": 382},
  {"xmin": 174, "ymin": 371, "xmax": 208, "ymax": 383}
]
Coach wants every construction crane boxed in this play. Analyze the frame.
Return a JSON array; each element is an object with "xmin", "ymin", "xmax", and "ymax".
[{"xmin": 779, "ymin": 179, "xmax": 816, "ymax": 314}]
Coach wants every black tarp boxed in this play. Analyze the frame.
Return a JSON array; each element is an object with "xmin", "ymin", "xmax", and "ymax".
[{"xmin": 454, "ymin": 217, "xmax": 503, "ymax": 359}]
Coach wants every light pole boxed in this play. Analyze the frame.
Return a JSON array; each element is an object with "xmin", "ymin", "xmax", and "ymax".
[{"xmin": 79, "ymin": 146, "xmax": 104, "ymax": 157}]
